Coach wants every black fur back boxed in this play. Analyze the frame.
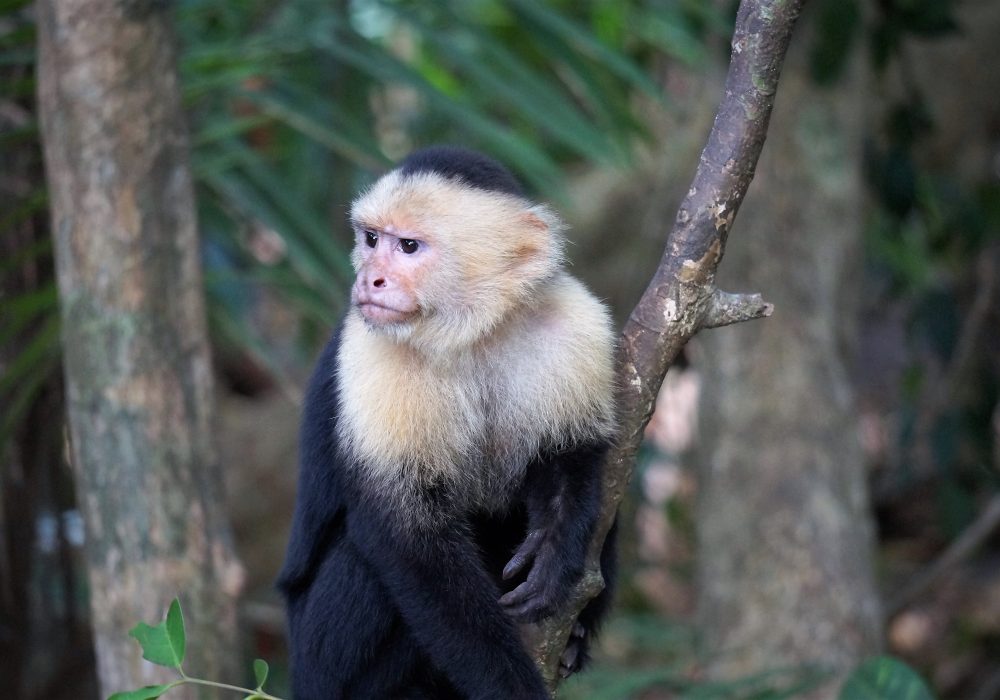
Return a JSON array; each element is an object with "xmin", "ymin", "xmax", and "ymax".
[{"xmin": 398, "ymin": 145, "xmax": 524, "ymax": 197}]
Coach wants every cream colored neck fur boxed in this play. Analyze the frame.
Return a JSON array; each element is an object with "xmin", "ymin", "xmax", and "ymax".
[{"xmin": 336, "ymin": 272, "xmax": 616, "ymax": 512}]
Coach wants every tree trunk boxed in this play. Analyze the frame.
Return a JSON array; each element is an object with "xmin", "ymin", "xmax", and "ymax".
[
  {"xmin": 695, "ymin": 17, "xmax": 882, "ymax": 693},
  {"xmin": 36, "ymin": 1, "xmax": 243, "ymax": 696}
]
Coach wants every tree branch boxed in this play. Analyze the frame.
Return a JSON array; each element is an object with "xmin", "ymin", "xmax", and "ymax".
[
  {"xmin": 702, "ymin": 290, "xmax": 774, "ymax": 329},
  {"xmin": 524, "ymin": 0, "xmax": 805, "ymax": 689}
]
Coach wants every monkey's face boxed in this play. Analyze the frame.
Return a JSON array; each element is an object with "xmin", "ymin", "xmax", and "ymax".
[
  {"xmin": 350, "ymin": 170, "xmax": 565, "ymax": 350},
  {"xmin": 350, "ymin": 223, "xmax": 435, "ymax": 328}
]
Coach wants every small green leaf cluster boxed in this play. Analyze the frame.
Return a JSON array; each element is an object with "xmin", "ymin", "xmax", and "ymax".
[
  {"xmin": 108, "ymin": 598, "xmax": 283, "ymax": 700},
  {"xmin": 839, "ymin": 656, "xmax": 935, "ymax": 700}
]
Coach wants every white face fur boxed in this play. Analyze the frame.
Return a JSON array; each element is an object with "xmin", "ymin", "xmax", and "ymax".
[{"xmin": 349, "ymin": 170, "xmax": 567, "ymax": 353}]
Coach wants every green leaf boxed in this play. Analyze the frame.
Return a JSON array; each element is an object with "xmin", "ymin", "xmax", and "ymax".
[
  {"xmin": 504, "ymin": 0, "xmax": 664, "ymax": 101},
  {"xmin": 0, "ymin": 0, "xmax": 34, "ymax": 13},
  {"xmin": 128, "ymin": 598, "xmax": 186, "ymax": 669},
  {"xmin": 387, "ymin": 7, "xmax": 623, "ymax": 165},
  {"xmin": 839, "ymin": 656, "xmax": 935, "ymax": 700},
  {"xmin": 309, "ymin": 33, "xmax": 565, "ymax": 195},
  {"xmin": 193, "ymin": 114, "xmax": 273, "ymax": 147},
  {"xmin": 0, "ymin": 312, "xmax": 60, "ymax": 396},
  {"xmin": 107, "ymin": 683, "xmax": 174, "ymax": 700},
  {"xmin": 0, "ymin": 284, "xmax": 59, "ymax": 349},
  {"xmin": 237, "ymin": 88, "xmax": 387, "ymax": 170},
  {"xmin": 197, "ymin": 147, "xmax": 351, "ymax": 288},
  {"xmin": 253, "ymin": 659, "xmax": 269, "ymax": 689},
  {"xmin": 810, "ymin": 0, "xmax": 861, "ymax": 86},
  {"xmin": 0, "ymin": 235, "xmax": 50, "ymax": 280},
  {"xmin": 0, "ymin": 350, "xmax": 58, "ymax": 448},
  {"xmin": 164, "ymin": 599, "xmax": 186, "ymax": 665}
]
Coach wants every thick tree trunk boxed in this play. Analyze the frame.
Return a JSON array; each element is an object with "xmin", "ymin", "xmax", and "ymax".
[
  {"xmin": 695, "ymin": 19, "xmax": 882, "ymax": 693},
  {"xmin": 36, "ymin": 1, "xmax": 243, "ymax": 696}
]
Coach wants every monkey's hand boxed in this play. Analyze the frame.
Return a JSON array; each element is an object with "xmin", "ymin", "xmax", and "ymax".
[
  {"xmin": 499, "ymin": 527, "xmax": 578, "ymax": 622},
  {"xmin": 558, "ymin": 621, "xmax": 589, "ymax": 677}
]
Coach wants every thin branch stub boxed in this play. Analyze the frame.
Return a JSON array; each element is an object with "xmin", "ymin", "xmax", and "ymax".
[{"xmin": 701, "ymin": 289, "xmax": 773, "ymax": 329}]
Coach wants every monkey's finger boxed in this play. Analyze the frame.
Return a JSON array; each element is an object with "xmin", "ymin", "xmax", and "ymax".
[
  {"xmin": 559, "ymin": 642, "xmax": 580, "ymax": 676},
  {"xmin": 502, "ymin": 530, "xmax": 544, "ymax": 580},
  {"xmin": 504, "ymin": 599, "xmax": 549, "ymax": 622},
  {"xmin": 499, "ymin": 579, "xmax": 539, "ymax": 607}
]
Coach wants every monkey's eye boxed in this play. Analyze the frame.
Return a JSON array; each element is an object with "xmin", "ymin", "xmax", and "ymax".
[
  {"xmin": 364, "ymin": 230, "xmax": 378, "ymax": 248},
  {"xmin": 399, "ymin": 239, "xmax": 420, "ymax": 255}
]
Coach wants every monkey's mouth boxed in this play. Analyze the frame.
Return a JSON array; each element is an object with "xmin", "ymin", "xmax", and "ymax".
[{"xmin": 357, "ymin": 301, "xmax": 416, "ymax": 325}]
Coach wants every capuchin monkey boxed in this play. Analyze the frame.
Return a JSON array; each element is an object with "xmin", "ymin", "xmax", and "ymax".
[{"xmin": 278, "ymin": 146, "xmax": 617, "ymax": 700}]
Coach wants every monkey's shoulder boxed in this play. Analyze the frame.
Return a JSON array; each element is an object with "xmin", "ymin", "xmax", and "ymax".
[{"xmin": 490, "ymin": 273, "xmax": 616, "ymax": 440}]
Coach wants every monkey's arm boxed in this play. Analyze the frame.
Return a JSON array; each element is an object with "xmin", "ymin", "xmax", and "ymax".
[
  {"xmin": 349, "ymin": 504, "xmax": 550, "ymax": 700},
  {"xmin": 500, "ymin": 440, "xmax": 608, "ymax": 621}
]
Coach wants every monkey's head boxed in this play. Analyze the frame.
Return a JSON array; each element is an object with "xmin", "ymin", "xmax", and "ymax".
[{"xmin": 349, "ymin": 146, "xmax": 566, "ymax": 352}]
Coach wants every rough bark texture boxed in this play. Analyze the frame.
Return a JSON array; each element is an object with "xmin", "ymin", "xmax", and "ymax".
[
  {"xmin": 696, "ymin": 16, "xmax": 883, "ymax": 693},
  {"xmin": 36, "ymin": 1, "xmax": 243, "ymax": 696},
  {"xmin": 527, "ymin": 0, "xmax": 802, "ymax": 687}
]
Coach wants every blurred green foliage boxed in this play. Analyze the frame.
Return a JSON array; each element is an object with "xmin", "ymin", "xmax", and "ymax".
[
  {"xmin": 808, "ymin": 0, "xmax": 861, "ymax": 86},
  {"xmin": 863, "ymin": 0, "xmax": 1000, "ymax": 523},
  {"xmin": 0, "ymin": 0, "xmax": 56, "ymax": 448},
  {"xmin": 838, "ymin": 656, "xmax": 935, "ymax": 700},
  {"xmin": 560, "ymin": 615, "xmax": 832, "ymax": 699}
]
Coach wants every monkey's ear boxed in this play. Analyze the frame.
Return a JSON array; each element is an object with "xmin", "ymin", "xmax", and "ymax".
[{"xmin": 521, "ymin": 211, "xmax": 549, "ymax": 232}]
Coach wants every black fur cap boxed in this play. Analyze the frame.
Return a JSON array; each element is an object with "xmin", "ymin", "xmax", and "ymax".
[{"xmin": 398, "ymin": 145, "xmax": 525, "ymax": 197}]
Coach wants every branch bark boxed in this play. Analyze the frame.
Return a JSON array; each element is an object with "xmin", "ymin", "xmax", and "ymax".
[{"xmin": 525, "ymin": 0, "xmax": 804, "ymax": 688}]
